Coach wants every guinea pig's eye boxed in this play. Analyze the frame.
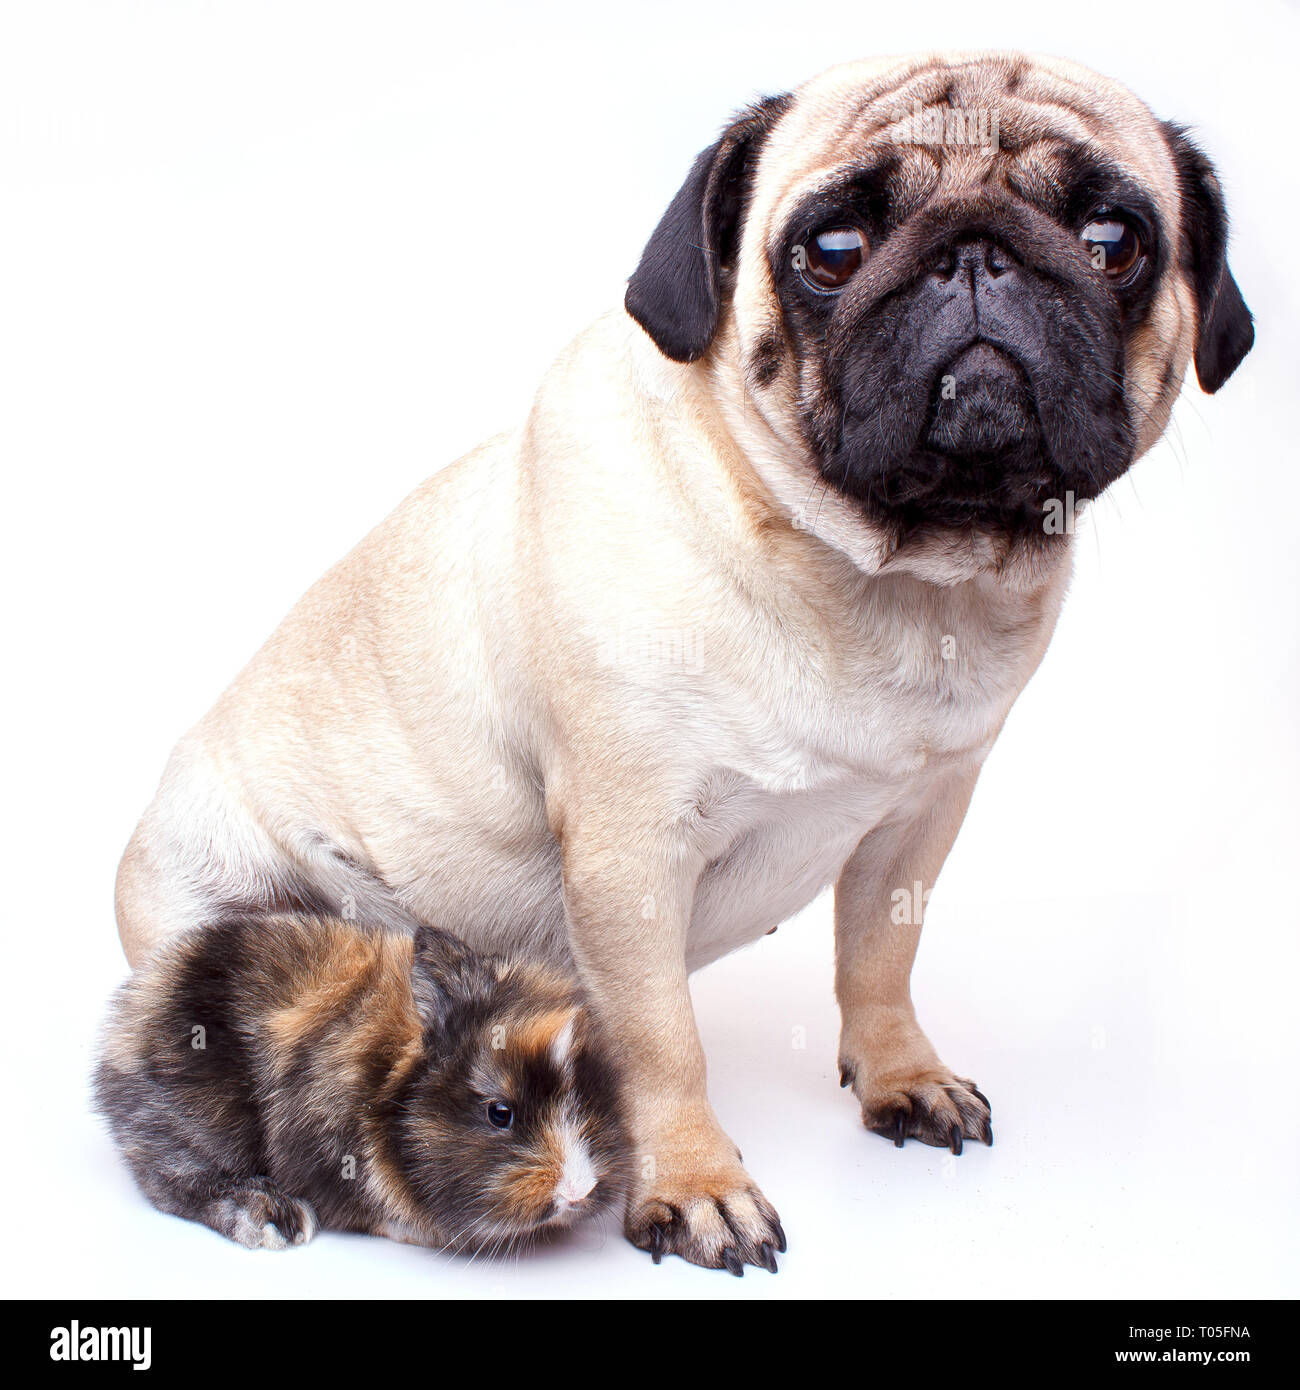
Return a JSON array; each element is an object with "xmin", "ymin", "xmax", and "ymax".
[
  {"xmin": 1080, "ymin": 215, "xmax": 1141, "ymax": 278},
  {"xmin": 796, "ymin": 225, "xmax": 868, "ymax": 291},
  {"xmin": 485, "ymin": 1100, "xmax": 514, "ymax": 1130}
]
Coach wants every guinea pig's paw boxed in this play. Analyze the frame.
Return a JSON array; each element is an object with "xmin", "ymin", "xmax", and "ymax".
[
  {"xmin": 215, "ymin": 1181, "xmax": 319, "ymax": 1251},
  {"xmin": 841, "ymin": 1059, "xmax": 992, "ymax": 1154},
  {"xmin": 625, "ymin": 1164, "xmax": 784, "ymax": 1276}
]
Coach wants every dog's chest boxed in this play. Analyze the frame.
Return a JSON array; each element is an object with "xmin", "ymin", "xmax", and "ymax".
[
  {"xmin": 681, "ymin": 590, "xmax": 1042, "ymax": 967},
  {"xmin": 686, "ymin": 775, "xmax": 901, "ymax": 968},
  {"xmin": 686, "ymin": 750, "xmax": 963, "ymax": 969}
]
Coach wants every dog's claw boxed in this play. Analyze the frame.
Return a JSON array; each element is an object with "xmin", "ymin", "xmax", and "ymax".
[
  {"xmin": 839, "ymin": 1066, "xmax": 851, "ymax": 1088},
  {"xmin": 629, "ymin": 1189, "xmax": 784, "ymax": 1273},
  {"xmin": 983, "ymin": 1121, "xmax": 994, "ymax": 1147},
  {"xmin": 860, "ymin": 1074, "xmax": 990, "ymax": 1151},
  {"xmin": 971, "ymin": 1087, "xmax": 992, "ymax": 1114}
]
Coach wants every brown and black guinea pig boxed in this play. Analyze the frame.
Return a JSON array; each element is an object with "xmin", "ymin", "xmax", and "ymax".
[{"xmin": 93, "ymin": 915, "xmax": 631, "ymax": 1256}]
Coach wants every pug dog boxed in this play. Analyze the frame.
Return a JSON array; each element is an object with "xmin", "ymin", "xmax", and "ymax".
[{"xmin": 114, "ymin": 52, "xmax": 1253, "ymax": 1274}]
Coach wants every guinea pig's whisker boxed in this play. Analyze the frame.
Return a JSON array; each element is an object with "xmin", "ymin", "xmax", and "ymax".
[{"xmin": 441, "ymin": 1212, "xmax": 498, "ymax": 1260}]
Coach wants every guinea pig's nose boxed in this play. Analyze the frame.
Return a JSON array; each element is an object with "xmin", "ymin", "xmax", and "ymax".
[{"xmin": 555, "ymin": 1174, "xmax": 597, "ymax": 1208}]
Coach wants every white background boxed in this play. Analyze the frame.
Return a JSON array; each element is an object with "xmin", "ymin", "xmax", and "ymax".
[{"xmin": 2, "ymin": 0, "xmax": 1296, "ymax": 1300}]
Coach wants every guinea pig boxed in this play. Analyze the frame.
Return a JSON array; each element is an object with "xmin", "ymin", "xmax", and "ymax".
[{"xmin": 93, "ymin": 914, "xmax": 630, "ymax": 1256}]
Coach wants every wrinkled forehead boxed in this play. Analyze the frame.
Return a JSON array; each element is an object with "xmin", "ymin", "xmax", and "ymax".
[{"xmin": 749, "ymin": 52, "xmax": 1179, "ymax": 242}]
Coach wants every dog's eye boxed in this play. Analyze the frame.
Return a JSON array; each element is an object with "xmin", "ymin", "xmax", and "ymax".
[
  {"xmin": 1080, "ymin": 216, "xmax": 1141, "ymax": 278},
  {"xmin": 797, "ymin": 226, "xmax": 867, "ymax": 290},
  {"xmin": 485, "ymin": 1100, "xmax": 514, "ymax": 1130}
]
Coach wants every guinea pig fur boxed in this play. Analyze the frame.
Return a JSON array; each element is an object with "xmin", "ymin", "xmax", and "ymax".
[{"xmin": 93, "ymin": 915, "xmax": 631, "ymax": 1256}]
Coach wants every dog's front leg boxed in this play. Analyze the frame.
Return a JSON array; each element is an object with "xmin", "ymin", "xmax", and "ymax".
[
  {"xmin": 561, "ymin": 823, "xmax": 784, "ymax": 1274},
  {"xmin": 835, "ymin": 766, "xmax": 994, "ymax": 1154}
]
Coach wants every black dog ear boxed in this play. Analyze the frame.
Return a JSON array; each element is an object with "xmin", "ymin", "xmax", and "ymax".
[
  {"xmin": 625, "ymin": 93, "xmax": 791, "ymax": 363},
  {"xmin": 409, "ymin": 925, "xmax": 495, "ymax": 1039},
  {"xmin": 1163, "ymin": 122, "xmax": 1254, "ymax": 393}
]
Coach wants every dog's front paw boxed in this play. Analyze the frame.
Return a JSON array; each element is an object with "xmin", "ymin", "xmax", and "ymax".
[
  {"xmin": 625, "ymin": 1151, "xmax": 784, "ymax": 1275},
  {"xmin": 840, "ymin": 1060, "xmax": 993, "ymax": 1153}
]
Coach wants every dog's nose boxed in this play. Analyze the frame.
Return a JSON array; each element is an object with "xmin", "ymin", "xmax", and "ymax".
[
  {"xmin": 932, "ymin": 237, "xmax": 1016, "ymax": 283},
  {"xmin": 925, "ymin": 342, "xmax": 1037, "ymax": 460}
]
